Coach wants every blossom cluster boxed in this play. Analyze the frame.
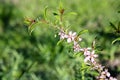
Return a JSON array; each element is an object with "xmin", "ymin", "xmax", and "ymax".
[{"xmin": 58, "ymin": 28, "xmax": 117, "ymax": 80}]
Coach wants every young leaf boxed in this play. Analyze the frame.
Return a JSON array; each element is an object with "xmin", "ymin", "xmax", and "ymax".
[
  {"xmin": 59, "ymin": 0, "xmax": 63, "ymax": 10},
  {"xmin": 28, "ymin": 22, "xmax": 39, "ymax": 35},
  {"xmin": 57, "ymin": 40, "xmax": 64, "ymax": 45},
  {"xmin": 78, "ymin": 30, "xmax": 88, "ymax": 36},
  {"xmin": 44, "ymin": 6, "xmax": 48, "ymax": 20},
  {"xmin": 24, "ymin": 17, "xmax": 38, "ymax": 35},
  {"xmin": 24, "ymin": 17, "xmax": 35, "ymax": 26},
  {"xmin": 24, "ymin": 20, "xmax": 31, "ymax": 25},
  {"xmin": 112, "ymin": 37, "xmax": 120, "ymax": 44},
  {"xmin": 59, "ymin": 0, "xmax": 64, "ymax": 15},
  {"xmin": 36, "ymin": 17, "xmax": 41, "ymax": 22},
  {"xmin": 68, "ymin": 12, "xmax": 77, "ymax": 15}
]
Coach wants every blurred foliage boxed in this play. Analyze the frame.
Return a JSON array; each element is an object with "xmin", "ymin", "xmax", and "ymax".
[{"xmin": 0, "ymin": 0, "xmax": 120, "ymax": 80}]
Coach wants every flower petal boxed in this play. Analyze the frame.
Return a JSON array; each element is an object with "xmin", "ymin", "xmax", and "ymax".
[
  {"xmin": 84, "ymin": 56, "xmax": 90, "ymax": 62},
  {"xmin": 67, "ymin": 38, "xmax": 72, "ymax": 43}
]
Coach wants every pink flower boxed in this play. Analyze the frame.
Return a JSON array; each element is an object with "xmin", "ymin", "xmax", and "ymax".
[
  {"xmin": 66, "ymin": 31, "xmax": 76, "ymax": 43},
  {"xmin": 84, "ymin": 50, "xmax": 98, "ymax": 63},
  {"xmin": 58, "ymin": 29, "xmax": 67, "ymax": 39},
  {"xmin": 109, "ymin": 77, "xmax": 117, "ymax": 80},
  {"xmin": 98, "ymin": 69, "xmax": 110, "ymax": 79},
  {"xmin": 94, "ymin": 64, "xmax": 104, "ymax": 72},
  {"xmin": 102, "ymin": 69, "xmax": 110, "ymax": 77},
  {"xmin": 73, "ymin": 43, "xmax": 80, "ymax": 52},
  {"xmin": 79, "ymin": 48, "xmax": 91, "ymax": 56}
]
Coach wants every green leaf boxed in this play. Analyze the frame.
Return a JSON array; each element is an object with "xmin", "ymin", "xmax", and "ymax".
[
  {"xmin": 24, "ymin": 20, "xmax": 31, "ymax": 25},
  {"xmin": 28, "ymin": 22, "xmax": 39, "ymax": 35},
  {"xmin": 78, "ymin": 30, "xmax": 88, "ymax": 36},
  {"xmin": 80, "ymin": 64, "xmax": 89, "ymax": 71},
  {"xmin": 57, "ymin": 40, "xmax": 63, "ymax": 45},
  {"xmin": 53, "ymin": 12, "xmax": 58, "ymax": 16},
  {"xmin": 109, "ymin": 22, "xmax": 117, "ymax": 30},
  {"xmin": 68, "ymin": 12, "xmax": 77, "ymax": 15},
  {"xmin": 36, "ymin": 17, "xmax": 41, "ymax": 22},
  {"xmin": 59, "ymin": 0, "xmax": 63, "ymax": 9},
  {"xmin": 73, "ymin": 52, "xmax": 83, "ymax": 57},
  {"xmin": 112, "ymin": 37, "xmax": 120, "ymax": 44},
  {"xmin": 24, "ymin": 17, "xmax": 32, "ymax": 26},
  {"xmin": 44, "ymin": 6, "xmax": 48, "ymax": 20}
]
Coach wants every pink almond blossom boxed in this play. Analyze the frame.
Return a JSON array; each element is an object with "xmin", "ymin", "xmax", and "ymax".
[
  {"xmin": 98, "ymin": 69, "xmax": 110, "ymax": 79},
  {"xmin": 109, "ymin": 77, "xmax": 117, "ymax": 80},
  {"xmin": 73, "ymin": 43, "xmax": 80, "ymax": 52},
  {"xmin": 84, "ymin": 50, "xmax": 98, "ymax": 63},
  {"xmin": 79, "ymin": 47, "xmax": 91, "ymax": 56},
  {"xmin": 58, "ymin": 29, "xmax": 67, "ymax": 39},
  {"xmin": 93, "ymin": 64, "xmax": 104, "ymax": 72},
  {"xmin": 66, "ymin": 31, "xmax": 77, "ymax": 43}
]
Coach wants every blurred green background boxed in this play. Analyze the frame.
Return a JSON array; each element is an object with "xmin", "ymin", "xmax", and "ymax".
[{"xmin": 0, "ymin": 0, "xmax": 120, "ymax": 80}]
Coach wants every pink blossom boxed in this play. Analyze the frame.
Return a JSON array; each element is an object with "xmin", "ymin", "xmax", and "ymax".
[
  {"xmin": 66, "ymin": 31, "xmax": 76, "ymax": 43},
  {"xmin": 84, "ymin": 50, "xmax": 98, "ymax": 63},
  {"xmin": 109, "ymin": 77, "xmax": 117, "ymax": 80},
  {"xmin": 73, "ymin": 43, "xmax": 80, "ymax": 52},
  {"xmin": 79, "ymin": 48, "xmax": 91, "ymax": 56},
  {"xmin": 58, "ymin": 29, "xmax": 67, "ymax": 39},
  {"xmin": 102, "ymin": 69, "xmax": 110, "ymax": 77},
  {"xmin": 98, "ymin": 69, "xmax": 111, "ymax": 79},
  {"xmin": 94, "ymin": 64, "xmax": 104, "ymax": 72}
]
